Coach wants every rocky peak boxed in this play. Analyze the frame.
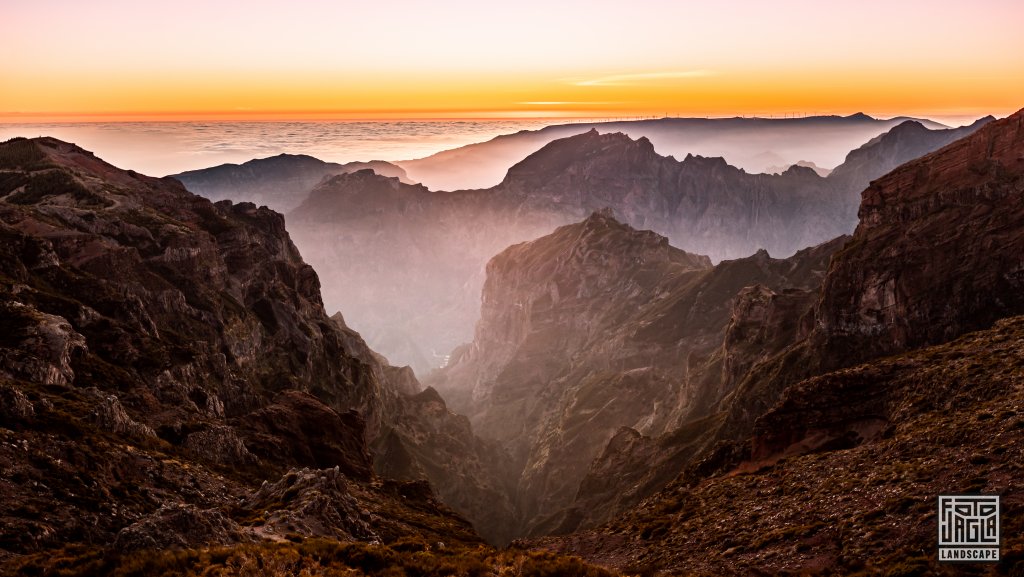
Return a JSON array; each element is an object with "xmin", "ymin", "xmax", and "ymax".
[
  {"xmin": 428, "ymin": 211, "xmax": 843, "ymax": 539},
  {"xmin": 500, "ymin": 129, "xmax": 664, "ymax": 191}
]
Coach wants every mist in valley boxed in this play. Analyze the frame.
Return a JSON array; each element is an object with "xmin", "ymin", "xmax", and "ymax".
[{"xmin": 204, "ymin": 115, "xmax": 988, "ymax": 376}]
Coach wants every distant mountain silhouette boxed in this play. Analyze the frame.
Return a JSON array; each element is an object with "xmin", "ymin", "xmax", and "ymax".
[
  {"xmin": 396, "ymin": 113, "xmax": 950, "ymax": 190},
  {"xmin": 171, "ymin": 153, "xmax": 410, "ymax": 212}
]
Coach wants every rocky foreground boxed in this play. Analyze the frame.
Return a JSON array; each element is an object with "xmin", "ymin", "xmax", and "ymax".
[{"xmin": 0, "ymin": 137, "xmax": 603, "ymax": 575}]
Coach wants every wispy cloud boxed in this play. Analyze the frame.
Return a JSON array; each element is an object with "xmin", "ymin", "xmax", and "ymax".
[
  {"xmin": 517, "ymin": 101, "xmax": 620, "ymax": 106},
  {"xmin": 570, "ymin": 70, "xmax": 715, "ymax": 87}
]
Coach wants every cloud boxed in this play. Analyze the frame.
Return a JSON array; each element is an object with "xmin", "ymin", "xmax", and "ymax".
[
  {"xmin": 571, "ymin": 70, "xmax": 715, "ymax": 87},
  {"xmin": 517, "ymin": 101, "xmax": 620, "ymax": 105}
]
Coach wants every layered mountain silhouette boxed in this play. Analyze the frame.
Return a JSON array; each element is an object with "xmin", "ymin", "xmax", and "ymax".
[
  {"xmin": 274, "ymin": 118, "xmax": 988, "ymax": 372},
  {"xmin": 527, "ymin": 108, "xmax": 1024, "ymax": 574},
  {"xmin": 171, "ymin": 153, "xmax": 410, "ymax": 213},
  {"xmin": 3, "ymin": 104, "xmax": 1021, "ymax": 575},
  {"xmin": 396, "ymin": 113, "xmax": 950, "ymax": 190}
]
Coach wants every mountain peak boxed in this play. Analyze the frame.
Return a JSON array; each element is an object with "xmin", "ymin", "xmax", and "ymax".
[
  {"xmin": 845, "ymin": 112, "xmax": 875, "ymax": 121},
  {"xmin": 501, "ymin": 130, "xmax": 663, "ymax": 189}
]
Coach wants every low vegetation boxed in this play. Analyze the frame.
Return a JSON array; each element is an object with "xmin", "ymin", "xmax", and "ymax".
[{"xmin": 10, "ymin": 539, "xmax": 618, "ymax": 577}]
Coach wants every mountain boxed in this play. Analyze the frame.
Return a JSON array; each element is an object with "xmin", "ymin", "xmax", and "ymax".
[
  {"xmin": 530, "ymin": 108, "xmax": 1024, "ymax": 574},
  {"xmin": 500, "ymin": 130, "xmax": 849, "ymax": 260},
  {"xmin": 0, "ymin": 137, "xmax": 608, "ymax": 574},
  {"xmin": 826, "ymin": 115, "xmax": 995, "ymax": 196},
  {"xmin": 286, "ymin": 119, "xmax": 987, "ymax": 372},
  {"xmin": 396, "ymin": 114, "xmax": 950, "ymax": 190},
  {"xmin": 171, "ymin": 153, "xmax": 410, "ymax": 213},
  {"xmin": 285, "ymin": 170, "xmax": 568, "ymax": 373},
  {"xmin": 764, "ymin": 160, "xmax": 832, "ymax": 176},
  {"xmin": 426, "ymin": 211, "xmax": 844, "ymax": 538}
]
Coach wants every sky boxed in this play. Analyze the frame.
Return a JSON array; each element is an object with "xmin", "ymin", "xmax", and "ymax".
[{"xmin": 2, "ymin": 0, "xmax": 1022, "ymax": 121}]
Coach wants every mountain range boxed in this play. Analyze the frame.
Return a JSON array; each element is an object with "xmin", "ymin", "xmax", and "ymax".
[
  {"xmin": 395, "ymin": 113, "xmax": 951, "ymax": 190},
  {"xmin": 525, "ymin": 108, "xmax": 1024, "ymax": 574},
  {"xmin": 2, "ymin": 105, "xmax": 1022, "ymax": 575},
  {"xmin": 271, "ymin": 117, "xmax": 990, "ymax": 372},
  {"xmin": 171, "ymin": 154, "xmax": 410, "ymax": 213}
]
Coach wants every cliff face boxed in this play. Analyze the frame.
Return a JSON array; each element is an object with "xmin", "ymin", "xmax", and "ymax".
[
  {"xmin": 818, "ymin": 112, "xmax": 1024, "ymax": 362},
  {"xmin": 428, "ymin": 212, "xmax": 843, "ymax": 538},
  {"xmin": 0, "ymin": 137, "xmax": 482, "ymax": 559},
  {"xmin": 171, "ymin": 154, "xmax": 410, "ymax": 213},
  {"xmin": 531, "ymin": 109, "xmax": 1024, "ymax": 574}
]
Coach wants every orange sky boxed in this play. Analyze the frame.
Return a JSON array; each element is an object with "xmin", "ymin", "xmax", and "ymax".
[{"xmin": 2, "ymin": 0, "xmax": 1022, "ymax": 121}]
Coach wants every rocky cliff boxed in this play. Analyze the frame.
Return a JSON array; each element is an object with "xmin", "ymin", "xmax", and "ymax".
[
  {"xmin": 427, "ymin": 212, "xmax": 844, "ymax": 538},
  {"xmin": 0, "ymin": 137, "xmax": 500, "ymax": 570},
  {"xmin": 818, "ymin": 111, "xmax": 1024, "ymax": 363}
]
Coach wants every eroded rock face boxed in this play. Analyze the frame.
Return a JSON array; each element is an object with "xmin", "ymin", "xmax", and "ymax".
[
  {"xmin": 819, "ymin": 110, "xmax": 1024, "ymax": 363},
  {"xmin": 238, "ymin": 390, "xmax": 374, "ymax": 480},
  {"xmin": 244, "ymin": 467, "xmax": 376, "ymax": 541},
  {"xmin": 428, "ymin": 212, "xmax": 843, "ymax": 537},
  {"xmin": 0, "ymin": 137, "xmax": 482, "ymax": 556},
  {"xmin": 114, "ymin": 503, "xmax": 250, "ymax": 551}
]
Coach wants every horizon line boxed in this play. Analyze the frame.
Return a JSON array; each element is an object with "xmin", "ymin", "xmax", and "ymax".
[{"xmin": 0, "ymin": 108, "xmax": 1007, "ymax": 125}]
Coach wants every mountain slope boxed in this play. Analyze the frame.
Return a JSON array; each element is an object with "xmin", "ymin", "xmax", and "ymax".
[
  {"xmin": 532, "ymin": 317, "xmax": 1024, "ymax": 574},
  {"xmin": 826, "ymin": 115, "xmax": 995, "ymax": 200},
  {"xmin": 0, "ymin": 137, "xmax": 505, "ymax": 570}
]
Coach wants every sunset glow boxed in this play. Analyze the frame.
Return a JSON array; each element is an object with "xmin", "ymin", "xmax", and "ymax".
[{"xmin": 2, "ymin": 0, "xmax": 1022, "ymax": 121}]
